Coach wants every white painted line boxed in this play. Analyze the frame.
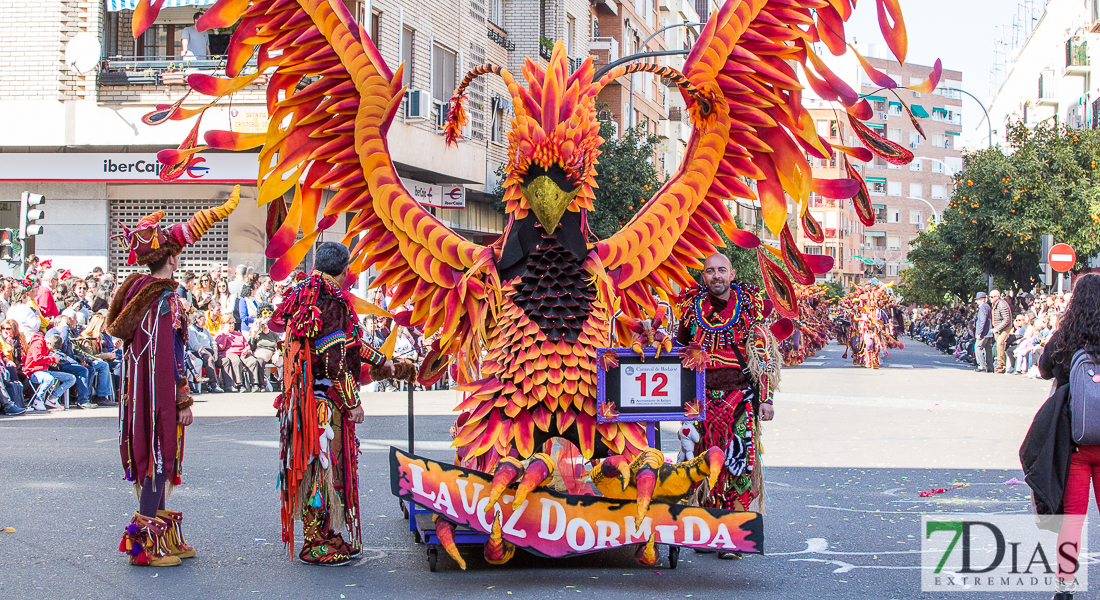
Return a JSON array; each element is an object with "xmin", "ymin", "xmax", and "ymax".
[
  {"xmin": 799, "ymin": 361, "xmax": 825, "ymax": 366},
  {"xmin": 888, "ymin": 364, "xmax": 914, "ymax": 368}
]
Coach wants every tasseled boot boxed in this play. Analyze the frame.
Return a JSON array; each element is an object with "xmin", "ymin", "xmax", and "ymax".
[
  {"xmin": 157, "ymin": 510, "xmax": 196, "ymax": 559},
  {"xmin": 298, "ymin": 507, "xmax": 351, "ymax": 566},
  {"xmin": 119, "ymin": 512, "xmax": 182, "ymax": 567}
]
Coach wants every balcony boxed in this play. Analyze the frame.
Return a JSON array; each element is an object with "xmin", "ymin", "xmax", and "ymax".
[
  {"xmin": 97, "ymin": 55, "xmax": 264, "ymax": 87},
  {"xmin": 1065, "ymin": 38, "xmax": 1091, "ymax": 77},
  {"xmin": 487, "ymin": 24, "xmax": 515, "ymax": 51},
  {"xmin": 668, "ymin": 107, "xmax": 683, "ymax": 122},
  {"xmin": 1037, "ymin": 69, "xmax": 1059, "ymax": 107},
  {"xmin": 590, "ymin": 37, "xmax": 619, "ymax": 67}
]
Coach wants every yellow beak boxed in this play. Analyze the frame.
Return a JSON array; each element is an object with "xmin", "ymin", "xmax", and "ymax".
[{"xmin": 520, "ymin": 175, "xmax": 579, "ymax": 234}]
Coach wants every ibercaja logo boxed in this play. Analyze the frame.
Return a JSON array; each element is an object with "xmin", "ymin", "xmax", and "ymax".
[{"xmin": 922, "ymin": 515, "xmax": 1089, "ymax": 592}]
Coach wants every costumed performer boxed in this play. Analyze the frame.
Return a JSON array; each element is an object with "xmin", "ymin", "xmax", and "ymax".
[
  {"xmin": 271, "ymin": 241, "xmax": 398, "ymax": 566},
  {"xmin": 675, "ymin": 253, "xmax": 780, "ymax": 559},
  {"xmin": 107, "ymin": 187, "xmax": 240, "ymax": 567}
]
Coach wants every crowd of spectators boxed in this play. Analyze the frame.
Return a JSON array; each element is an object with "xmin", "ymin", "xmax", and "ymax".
[
  {"xmin": 0, "ymin": 256, "xmax": 445, "ymax": 417},
  {"xmin": 907, "ymin": 289, "xmax": 1072, "ymax": 377}
]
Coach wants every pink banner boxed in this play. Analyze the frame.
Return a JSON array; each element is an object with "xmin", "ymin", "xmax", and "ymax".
[{"xmin": 390, "ymin": 448, "xmax": 763, "ymax": 557}]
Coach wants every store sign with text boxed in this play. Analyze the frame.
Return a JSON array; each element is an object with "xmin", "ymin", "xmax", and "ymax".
[
  {"xmin": 0, "ymin": 153, "xmax": 259, "ymax": 183},
  {"xmin": 401, "ymin": 178, "xmax": 466, "ymax": 209}
]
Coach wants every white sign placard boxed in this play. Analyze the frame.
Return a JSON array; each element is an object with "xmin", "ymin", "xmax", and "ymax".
[
  {"xmin": 0, "ymin": 153, "xmax": 259, "ymax": 183},
  {"xmin": 401, "ymin": 178, "xmax": 466, "ymax": 209},
  {"xmin": 620, "ymin": 364, "xmax": 681, "ymax": 409}
]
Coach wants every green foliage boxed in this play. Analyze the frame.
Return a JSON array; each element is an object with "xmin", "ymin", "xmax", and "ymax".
[
  {"xmin": 819, "ymin": 280, "xmax": 846, "ymax": 301},
  {"xmin": 906, "ymin": 121, "xmax": 1100, "ymax": 299}
]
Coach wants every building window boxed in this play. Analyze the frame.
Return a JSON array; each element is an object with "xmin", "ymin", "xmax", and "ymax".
[
  {"xmin": 909, "ymin": 183, "xmax": 922, "ymax": 198},
  {"xmin": 931, "ymin": 184, "xmax": 946, "ymax": 199},
  {"xmin": 887, "ymin": 128, "xmax": 901, "ymax": 143},
  {"xmin": 886, "ymin": 262, "xmax": 899, "ymax": 276},
  {"xmin": 805, "ymin": 245, "xmax": 823, "ymax": 255},
  {"xmin": 873, "ymin": 204, "xmax": 887, "ymax": 223},
  {"xmin": 830, "ymin": 151, "xmax": 837, "ymax": 167},
  {"xmin": 910, "ymin": 158, "xmax": 922, "ymax": 171},
  {"xmin": 887, "ymin": 236, "xmax": 901, "ymax": 250},
  {"xmin": 889, "ymin": 209, "xmax": 900, "ymax": 224},
  {"xmin": 871, "ymin": 181, "xmax": 887, "ymax": 195},
  {"xmin": 401, "ymin": 27, "xmax": 415, "ymax": 87},
  {"xmin": 909, "ymin": 209, "xmax": 922, "ymax": 224},
  {"xmin": 566, "ymin": 16, "xmax": 575, "ymax": 54},
  {"xmin": 432, "ymin": 43, "xmax": 457, "ymax": 128},
  {"xmin": 491, "ymin": 96, "xmax": 507, "ymax": 143},
  {"xmin": 371, "ymin": 10, "xmax": 382, "ymax": 48},
  {"xmin": 488, "ymin": 0, "xmax": 504, "ymax": 26},
  {"xmin": 887, "ymin": 181, "xmax": 901, "ymax": 196}
]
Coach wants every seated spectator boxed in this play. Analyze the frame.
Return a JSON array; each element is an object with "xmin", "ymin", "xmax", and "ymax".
[
  {"xmin": 0, "ymin": 319, "xmax": 27, "ymax": 415},
  {"xmin": 215, "ymin": 322, "xmax": 261, "ymax": 392},
  {"xmin": 188, "ymin": 312, "xmax": 225, "ymax": 393},
  {"xmin": 44, "ymin": 312, "xmax": 94, "ymax": 408},
  {"xmin": 22, "ymin": 319, "xmax": 76, "ymax": 411},
  {"xmin": 248, "ymin": 317, "xmax": 280, "ymax": 392},
  {"xmin": 75, "ymin": 313, "xmax": 120, "ymax": 406},
  {"xmin": 48, "ymin": 310, "xmax": 113, "ymax": 407}
]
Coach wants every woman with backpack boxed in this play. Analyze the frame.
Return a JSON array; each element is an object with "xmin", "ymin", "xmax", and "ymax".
[{"xmin": 1036, "ymin": 273, "xmax": 1100, "ymax": 600}]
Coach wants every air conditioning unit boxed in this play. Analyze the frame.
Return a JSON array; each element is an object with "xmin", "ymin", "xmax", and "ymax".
[
  {"xmin": 879, "ymin": 112, "xmax": 889, "ymax": 120},
  {"xmin": 406, "ymin": 89, "xmax": 431, "ymax": 120},
  {"xmin": 909, "ymin": 141, "xmax": 918, "ymax": 149}
]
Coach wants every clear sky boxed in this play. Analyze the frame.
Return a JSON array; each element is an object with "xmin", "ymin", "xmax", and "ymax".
[{"xmin": 843, "ymin": 0, "xmax": 1023, "ymax": 148}]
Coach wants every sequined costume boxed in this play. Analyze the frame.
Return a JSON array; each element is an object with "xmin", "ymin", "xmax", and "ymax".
[
  {"xmin": 677, "ymin": 282, "xmax": 780, "ymax": 512},
  {"xmin": 271, "ymin": 271, "xmax": 387, "ymax": 565}
]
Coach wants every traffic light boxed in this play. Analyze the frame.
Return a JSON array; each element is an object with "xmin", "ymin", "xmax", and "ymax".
[
  {"xmin": 0, "ymin": 230, "xmax": 13, "ymax": 262},
  {"xmin": 20, "ymin": 191, "xmax": 44, "ymax": 238}
]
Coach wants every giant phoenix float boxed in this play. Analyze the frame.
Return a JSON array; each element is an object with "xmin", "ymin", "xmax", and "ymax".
[{"xmin": 132, "ymin": 0, "xmax": 933, "ymax": 570}]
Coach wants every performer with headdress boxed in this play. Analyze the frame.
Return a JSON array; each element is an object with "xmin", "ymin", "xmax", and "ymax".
[
  {"xmin": 270, "ymin": 242, "xmax": 397, "ymax": 566},
  {"xmin": 676, "ymin": 253, "xmax": 783, "ymax": 557},
  {"xmin": 106, "ymin": 187, "xmax": 240, "ymax": 567}
]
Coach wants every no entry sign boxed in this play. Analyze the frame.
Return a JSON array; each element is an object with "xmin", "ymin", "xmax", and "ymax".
[{"xmin": 1049, "ymin": 243, "xmax": 1077, "ymax": 272}]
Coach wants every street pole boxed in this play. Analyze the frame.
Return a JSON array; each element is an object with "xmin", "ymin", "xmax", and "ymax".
[
  {"xmin": 627, "ymin": 21, "xmax": 704, "ymax": 129},
  {"xmin": 905, "ymin": 196, "xmax": 939, "ymax": 222}
]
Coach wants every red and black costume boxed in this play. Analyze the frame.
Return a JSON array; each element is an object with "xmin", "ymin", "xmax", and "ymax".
[
  {"xmin": 272, "ymin": 271, "xmax": 387, "ymax": 565},
  {"xmin": 677, "ymin": 282, "xmax": 779, "ymax": 512}
]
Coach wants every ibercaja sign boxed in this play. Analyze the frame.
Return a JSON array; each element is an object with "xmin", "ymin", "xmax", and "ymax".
[
  {"xmin": 922, "ymin": 514, "xmax": 1088, "ymax": 592},
  {"xmin": 390, "ymin": 448, "xmax": 762, "ymax": 556}
]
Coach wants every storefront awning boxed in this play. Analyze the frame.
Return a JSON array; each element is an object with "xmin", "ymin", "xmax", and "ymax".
[
  {"xmin": 889, "ymin": 101, "xmax": 902, "ymax": 109},
  {"xmin": 865, "ymin": 95, "xmax": 886, "ymax": 102},
  {"xmin": 932, "ymin": 107, "xmax": 948, "ymax": 115},
  {"xmin": 864, "ymin": 176, "xmax": 887, "ymax": 184},
  {"xmin": 910, "ymin": 104, "xmax": 930, "ymax": 118},
  {"xmin": 867, "ymin": 122, "xmax": 885, "ymax": 131},
  {"xmin": 106, "ymin": 0, "xmax": 217, "ymax": 11},
  {"xmin": 871, "ymin": 203, "xmax": 886, "ymax": 209},
  {"xmin": 945, "ymin": 130, "xmax": 961, "ymax": 136},
  {"xmin": 864, "ymin": 231, "xmax": 886, "ymax": 238}
]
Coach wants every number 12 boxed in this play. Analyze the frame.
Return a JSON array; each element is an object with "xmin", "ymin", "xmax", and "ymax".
[{"xmin": 634, "ymin": 372, "xmax": 669, "ymax": 397}]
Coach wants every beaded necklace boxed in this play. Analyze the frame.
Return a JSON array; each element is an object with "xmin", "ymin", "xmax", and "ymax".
[{"xmin": 694, "ymin": 285, "xmax": 742, "ymax": 331}]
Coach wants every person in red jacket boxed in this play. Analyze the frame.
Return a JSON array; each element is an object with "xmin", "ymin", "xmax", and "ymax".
[
  {"xmin": 17, "ymin": 311, "xmax": 75, "ymax": 411},
  {"xmin": 35, "ymin": 269, "xmax": 59, "ymax": 319}
]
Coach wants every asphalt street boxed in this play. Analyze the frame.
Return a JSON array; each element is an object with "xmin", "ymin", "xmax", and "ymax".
[{"xmin": 0, "ymin": 338, "xmax": 1088, "ymax": 600}]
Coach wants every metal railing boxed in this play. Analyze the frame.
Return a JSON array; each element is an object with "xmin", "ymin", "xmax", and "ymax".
[
  {"xmin": 1067, "ymin": 38, "xmax": 1089, "ymax": 68},
  {"xmin": 98, "ymin": 54, "xmax": 260, "ymax": 86}
]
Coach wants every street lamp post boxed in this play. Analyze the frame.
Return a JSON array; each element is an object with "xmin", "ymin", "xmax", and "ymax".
[
  {"xmin": 906, "ymin": 196, "xmax": 939, "ymax": 222},
  {"xmin": 627, "ymin": 21, "xmax": 705, "ymax": 128}
]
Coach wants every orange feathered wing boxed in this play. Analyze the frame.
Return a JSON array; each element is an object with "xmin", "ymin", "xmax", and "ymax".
[
  {"xmin": 596, "ymin": 0, "xmax": 921, "ymax": 319},
  {"xmin": 152, "ymin": 0, "xmax": 495, "ymax": 354}
]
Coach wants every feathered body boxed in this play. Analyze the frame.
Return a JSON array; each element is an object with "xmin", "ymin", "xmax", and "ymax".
[{"xmin": 134, "ymin": 0, "xmax": 931, "ymax": 474}]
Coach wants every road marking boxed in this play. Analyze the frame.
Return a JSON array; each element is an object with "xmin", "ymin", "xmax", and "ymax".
[
  {"xmin": 887, "ymin": 364, "xmax": 914, "ymax": 369},
  {"xmin": 777, "ymin": 392, "xmax": 1036, "ymax": 415},
  {"xmin": 806, "ymin": 504, "xmax": 1025, "ymax": 515},
  {"xmin": 233, "ymin": 439, "xmax": 456, "ymax": 451},
  {"xmin": 799, "ymin": 362, "xmax": 825, "ymax": 366}
]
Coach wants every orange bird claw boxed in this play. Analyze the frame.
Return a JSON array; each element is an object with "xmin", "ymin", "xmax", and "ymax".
[
  {"xmin": 634, "ymin": 535, "xmax": 659, "ymax": 566},
  {"xmin": 432, "ymin": 515, "xmax": 467, "ymax": 570},
  {"xmin": 486, "ymin": 456, "xmax": 524, "ymax": 510},
  {"xmin": 513, "ymin": 453, "xmax": 554, "ymax": 509},
  {"xmin": 483, "ymin": 512, "xmax": 516, "ymax": 565}
]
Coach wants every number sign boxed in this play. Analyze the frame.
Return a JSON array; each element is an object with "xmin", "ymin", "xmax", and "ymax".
[{"xmin": 596, "ymin": 347, "xmax": 706, "ymax": 423}]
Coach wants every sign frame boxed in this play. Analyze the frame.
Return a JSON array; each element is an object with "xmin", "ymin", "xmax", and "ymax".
[{"xmin": 595, "ymin": 346, "xmax": 706, "ymax": 424}]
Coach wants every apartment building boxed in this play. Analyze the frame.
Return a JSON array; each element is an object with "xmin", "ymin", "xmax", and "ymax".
[
  {"xmin": 856, "ymin": 57, "xmax": 963, "ymax": 285},
  {"xmin": 980, "ymin": 0, "xmax": 1100, "ymax": 146}
]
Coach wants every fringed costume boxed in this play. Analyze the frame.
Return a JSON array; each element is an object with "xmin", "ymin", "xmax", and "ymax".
[
  {"xmin": 836, "ymin": 283, "xmax": 903, "ymax": 369},
  {"xmin": 781, "ymin": 284, "xmax": 832, "ymax": 366},
  {"xmin": 106, "ymin": 187, "xmax": 239, "ymax": 567},
  {"xmin": 272, "ymin": 271, "xmax": 388, "ymax": 566},
  {"xmin": 676, "ymin": 282, "xmax": 780, "ymax": 513}
]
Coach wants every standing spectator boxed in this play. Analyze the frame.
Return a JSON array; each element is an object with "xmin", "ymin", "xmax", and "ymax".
[
  {"xmin": 215, "ymin": 322, "xmax": 261, "ymax": 392},
  {"xmin": 24, "ymin": 254, "xmax": 40, "ymax": 278},
  {"xmin": 91, "ymin": 279, "xmax": 113, "ymax": 312},
  {"xmin": 990, "ymin": 289, "xmax": 1013, "ymax": 374},
  {"xmin": 227, "ymin": 265, "xmax": 247, "ymax": 330},
  {"xmin": 36, "ymin": 268, "xmax": 60, "ymax": 319},
  {"xmin": 21, "ymin": 315, "xmax": 76, "ymax": 411},
  {"xmin": 237, "ymin": 283, "xmax": 260, "ymax": 334},
  {"xmin": 1035, "ymin": 274, "xmax": 1100, "ymax": 598},
  {"xmin": 194, "ymin": 273, "xmax": 215, "ymax": 311},
  {"xmin": 248, "ymin": 317, "xmax": 280, "ymax": 392},
  {"xmin": 180, "ymin": 12, "xmax": 209, "ymax": 60},
  {"xmin": 256, "ymin": 276, "xmax": 274, "ymax": 304},
  {"xmin": 187, "ymin": 312, "xmax": 225, "ymax": 393},
  {"xmin": 0, "ymin": 279, "xmax": 13, "ymax": 317},
  {"xmin": 176, "ymin": 271, "xmax": 197, "ymax": 312},
  {"xmin": 209, "ymin": 265, "xmax": 223, "ymax": 284},
  {"xmin": 973, "ymin": 292, "xmax": 994, "ymax": 373}
]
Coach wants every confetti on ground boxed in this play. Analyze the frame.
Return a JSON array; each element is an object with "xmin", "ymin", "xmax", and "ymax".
[
  {"xmin": 1004, "ymin": 477, "xmax": 1025, "ymax": 485},
  {"xmin": 0, "ymin": 527, "xmax": 15, "ymax": 532},
  {"xmin": 919, "ymin": 483, "xmax": 969, "ymax": 497}
]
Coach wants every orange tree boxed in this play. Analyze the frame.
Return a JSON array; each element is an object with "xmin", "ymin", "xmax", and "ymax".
[{"xmin": 905, "ymin": 121, "xmax": 1100, "ymax": 298}]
